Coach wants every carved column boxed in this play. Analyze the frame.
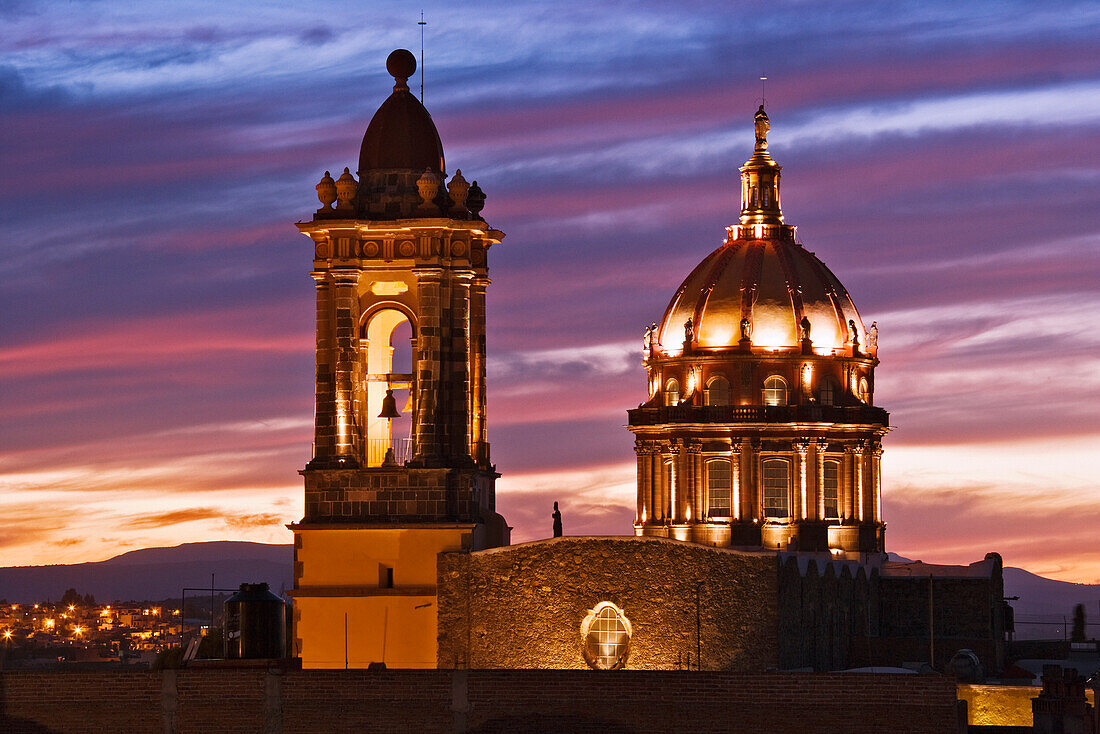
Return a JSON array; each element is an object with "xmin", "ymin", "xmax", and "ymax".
[
  {"xmin": 743, "ymin": 438, "xmax": 757, "ymax": 519},
  {"xmin": 794, "ymin": 441, "xmax": 809, "ymax": 520},
  {"xmin": 445, "ymin": 270, "xmax": 474, "ymax": 464},
  {"xmin": 843, "ymin": 445, "xmax": 856, "ymax": 520},
  {"xmin": 411, "ymin": 268, "xmax": 443, "ymax": 465},
  {"xmin": 853, "ymin": 441, "xmax": 867, "ymax": 521},
  {"xmin": 309, "ymin": 271, "xmax": 337, "ymax": 464},
  {"xmin": 692, "ymin": 444, "xmax": 705, "ymax": 523},
  {"xmin": 651, "ymin": 448, "xmax": 660, "ymax": 521},
  {"xmin": 670, "ymin": 441, "xmax": 684, "ymax": 522},
  {"xmin": 871, "ymin": 442, "xmax": 884, "ymax": 522},
  {"xmin": 469, "ymin": 275, "xmax": 490, "ymax": 466},
  {"xmin": 730, "ymin": 443, "xmax": 742, "ymax": 520},
  {"xmin": 816, "ymin": 441, "xmax": 828, "ymax": 521},
  {"xmin": 331, "ymin": 269, "xmax": 362, "ymax": 463}
]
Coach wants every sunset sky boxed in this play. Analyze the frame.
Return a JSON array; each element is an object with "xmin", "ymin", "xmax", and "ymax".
[{"xmin": 2, "ymin": 1, "xmax": 1098, "ymax": 582}]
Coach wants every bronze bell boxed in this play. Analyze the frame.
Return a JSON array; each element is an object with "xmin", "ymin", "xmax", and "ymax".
[{"xmin": 378, "ymin": 389, "xmax": 401, "ymax": 419}]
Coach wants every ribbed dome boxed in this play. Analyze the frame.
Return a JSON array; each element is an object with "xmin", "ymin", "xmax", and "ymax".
[
  {"xmin": 358, "ymin": 49, "xmax": 445, "ymax": 176},
  {"xmin": 658, "ymin": 238, "xmax": 865, "ymax": 352}
]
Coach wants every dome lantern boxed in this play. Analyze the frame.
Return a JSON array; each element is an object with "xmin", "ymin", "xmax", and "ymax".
[{"xmin": 739, "ymin": 105, "xmax": 784, "ymax": 229}]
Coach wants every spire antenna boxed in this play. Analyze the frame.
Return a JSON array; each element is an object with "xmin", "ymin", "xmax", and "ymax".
[
  {"xmin": 418, "ymin": 11, "xmax": 427, "ymax": 103},
  {"xmin": 760, "ymin": 74, "xmax": 767, "ymax": 108}
]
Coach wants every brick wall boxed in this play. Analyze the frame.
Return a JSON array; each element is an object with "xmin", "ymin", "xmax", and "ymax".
[
  {"xmin": 0, "ymin": 668, "xmax": 959, "ymax": 734},
  {"xmin": 437, "ymin": 536, "xmax": 778, "ymax": 671}
]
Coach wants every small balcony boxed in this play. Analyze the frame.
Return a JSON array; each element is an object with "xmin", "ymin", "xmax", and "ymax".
[{"xmin": 627, "ymin": 403, "xmax": 889, "ymax": 427}]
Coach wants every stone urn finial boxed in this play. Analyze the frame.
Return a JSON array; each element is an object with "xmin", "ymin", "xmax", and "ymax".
[
  {"xmin": 416, "ymin": 167, "xmax": 440, "ymax": 211},
  {"xmin": 335, "ymin": 167, "xmax": 358, "ymax": 211},
  {"xmin": 466, "ymin": 180, "xmax": 485, "ymax": 220},
  {"xmin": 316, "ymin": 171, "xmax": 336, "ymax": 210},
  {"xmin": 447, "ymin": 169, "xmax": 470, "ymax": 213}
]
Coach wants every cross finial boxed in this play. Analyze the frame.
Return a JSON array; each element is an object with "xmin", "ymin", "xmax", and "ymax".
[
  {"xmin": 418, "ymin": 11, "xmax": 427, "ymax": 102},
  {"xmin": 760, "ymin": 74, "xmax": 767, "ymax": 108}
]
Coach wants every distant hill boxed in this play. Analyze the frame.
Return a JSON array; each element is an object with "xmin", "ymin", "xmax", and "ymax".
[
  {"xmin": 1, "ymin": 542, "xmax": 1097, "ymax": 621},
  {"xmin": 0, "ymin": 541, "xmax": 292, "ymax": 603},
  {"xmin": 1003, "ymin": 566, "xmax": 1100, "ymax": 618}
]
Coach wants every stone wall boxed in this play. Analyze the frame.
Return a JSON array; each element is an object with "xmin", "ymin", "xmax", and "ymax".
[
  {"xmin": 437, "ymin": 536, "xmax": 778, "ymax": 671},
  {"xmin": 302, "ymin": 466, "xmax": 490, "ymax": 523},
  {"xmin": 776, "ymin": 554, "xmax": 878, "ymax": 671},
  {"xmin": 0, "ymin": 668, "xmax": 959, "ymax": 734}
]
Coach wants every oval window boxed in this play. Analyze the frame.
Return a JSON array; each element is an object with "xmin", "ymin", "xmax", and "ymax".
[{"xmin": 581, "ymin": 602, "xmax": 632, "ymax": 670}]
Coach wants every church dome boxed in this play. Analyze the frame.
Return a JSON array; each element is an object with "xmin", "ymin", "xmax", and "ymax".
[
  {"xmin": 656, "ymin": 105, "xmax": 866, "ymax": 354},
  {"xmin": 658, "ymin": 238, "xmax": 865, "ymax": 352},
  {"xmin": 358, "ymin": 49, "xmax": 446, "ymax": 176}
]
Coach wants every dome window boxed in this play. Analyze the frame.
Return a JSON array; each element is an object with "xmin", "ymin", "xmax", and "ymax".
[
  {"xmin": 858, "ymin": 377, "xmax": 871, "ymax": 405},
  {"xmin": 819, "ymin": 378, "xmax": 837, "ymax": 406},
  {"xmin": 664, "ymin": 379, "xmax": 680, "ymax": 407},
  {"xmin": 706, "ymin": 459, "xmax": 732, "ymax": 517},
  {"xmin": 704, "ymin": 376, "xmax": 730, "ymax": 406},
  {"xmin": 762, "ymin": 459, "xmax": 790, "ymax": 518},
  {"xmin": 762, "ymin": 376, "xmax": 787, "ymax": 406}
]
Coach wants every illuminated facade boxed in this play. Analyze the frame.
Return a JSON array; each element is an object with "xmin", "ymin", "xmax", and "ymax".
[
  {"xmin": 289, "ymin": 50, "xmax": 509, "ymax": 669},
  {"xmin": 629, "ymin": 106, "xmax": 887, "ymax": 554}
]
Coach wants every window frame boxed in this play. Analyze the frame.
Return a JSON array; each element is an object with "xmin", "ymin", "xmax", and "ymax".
[
  {"xmin": 762, "ymin": 457, "xmax": 791, "ymax": 518},
  {"xmin": 704, "ymin": 375, "xmax": 731, "ymax": 406},
  {"xmin": 706, "ymin": 458, "xmax": 732, "ymax": 518},
  {"xmin": 762, "ymin": 375, "xmax": 787, "ymax": 406},
  {"xmin": 664, "ymin": 378, "xmax": 680, "ymax": 407},
  {"xmin": 822, "ymin": 459, "xmax": 840, "ymax": 519}
]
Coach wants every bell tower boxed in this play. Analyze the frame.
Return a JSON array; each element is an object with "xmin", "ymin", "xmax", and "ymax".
[{"xmin": 289, "ymin": 50, "xmax": 509, "ymax": 669}]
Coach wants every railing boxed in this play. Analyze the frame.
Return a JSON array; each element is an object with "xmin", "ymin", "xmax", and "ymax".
[
  {"xmin": 627, "ymin": 403, "xmax": 889, "ymax": 427},
  {"xmin": 366, "ymin": 438, "xmax": 413, "ymax": 467}
]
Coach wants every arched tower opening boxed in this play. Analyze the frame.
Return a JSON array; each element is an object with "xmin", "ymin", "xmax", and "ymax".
[{"xmin": 362, "ymin": 307, "xmax": 416, "ymax": 466}]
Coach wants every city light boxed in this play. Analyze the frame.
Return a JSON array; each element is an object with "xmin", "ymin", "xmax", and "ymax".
[{"xmin": 73, "ymin": 626, "xmax": 84, "ymax": 636}]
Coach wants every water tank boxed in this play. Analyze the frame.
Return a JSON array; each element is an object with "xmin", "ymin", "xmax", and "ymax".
[{"xmin": 224, "ymin": 583, "xmax": 288, "ymax": 659}]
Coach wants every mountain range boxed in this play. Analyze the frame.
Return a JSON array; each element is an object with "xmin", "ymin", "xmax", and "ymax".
[{"xmin": 1, "ymin": 542, "xmax": 1097, "ymax": 625}]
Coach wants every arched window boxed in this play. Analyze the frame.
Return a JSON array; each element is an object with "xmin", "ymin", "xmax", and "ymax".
[
  {"xmin": 762, "ymin": 459, "xmax": 790, "ymax": 518},
  {"xmin": 705, "ymin": 375, "xmax": 730, "ymax": 406},
  {"xmin": 823, "ymin": 460, "xmax": 840, "ymax": 518},
  {"xmin": 706, "ymin": 460, "xmax": 732, "ymax": 517},
  {"xmin": 819, "ymin": 377, "xmax": 836, "ymax": 406},
  {"xmin": 762, "ymin": 375, "xmax": 787, "ymax": 406},
  {"xmin": 664, "ymin": 379, "xmax": 680, "ymax": 407}
]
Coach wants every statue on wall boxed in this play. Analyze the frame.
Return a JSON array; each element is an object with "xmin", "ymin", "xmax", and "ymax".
[
  {"xmin": 868, "ymin": 321, "xmax": 878, "ymax": 349},
  {"xmin": 683, "ymin": 318, "xmax": 694, "ymax": 348},
  {"xmin": 799, "ymin": 316, "xmax": 812, "ymax": 342},
  {"xmin": 552, "ymin": 502, "xmax": 563, "ymax": 538},
  {"xmin": 740, "ymin": 316, "xmax": 752, "ymax": 341},
  {"xmin": 642, "ymin": 323, "xmax": 654, "ymax": 352},
  {"xmin": 848, "ymin": 319, "xmax": 859, "ymax": 348}
]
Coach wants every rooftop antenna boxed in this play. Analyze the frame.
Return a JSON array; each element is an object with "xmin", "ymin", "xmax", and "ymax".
[
  {"xmin": 418, "ymin": 11, "xmax": 427, "ymax": 103},
  {"xmin": 760, "ymin": 74, "xmax": 767, "ymax": 108}
]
